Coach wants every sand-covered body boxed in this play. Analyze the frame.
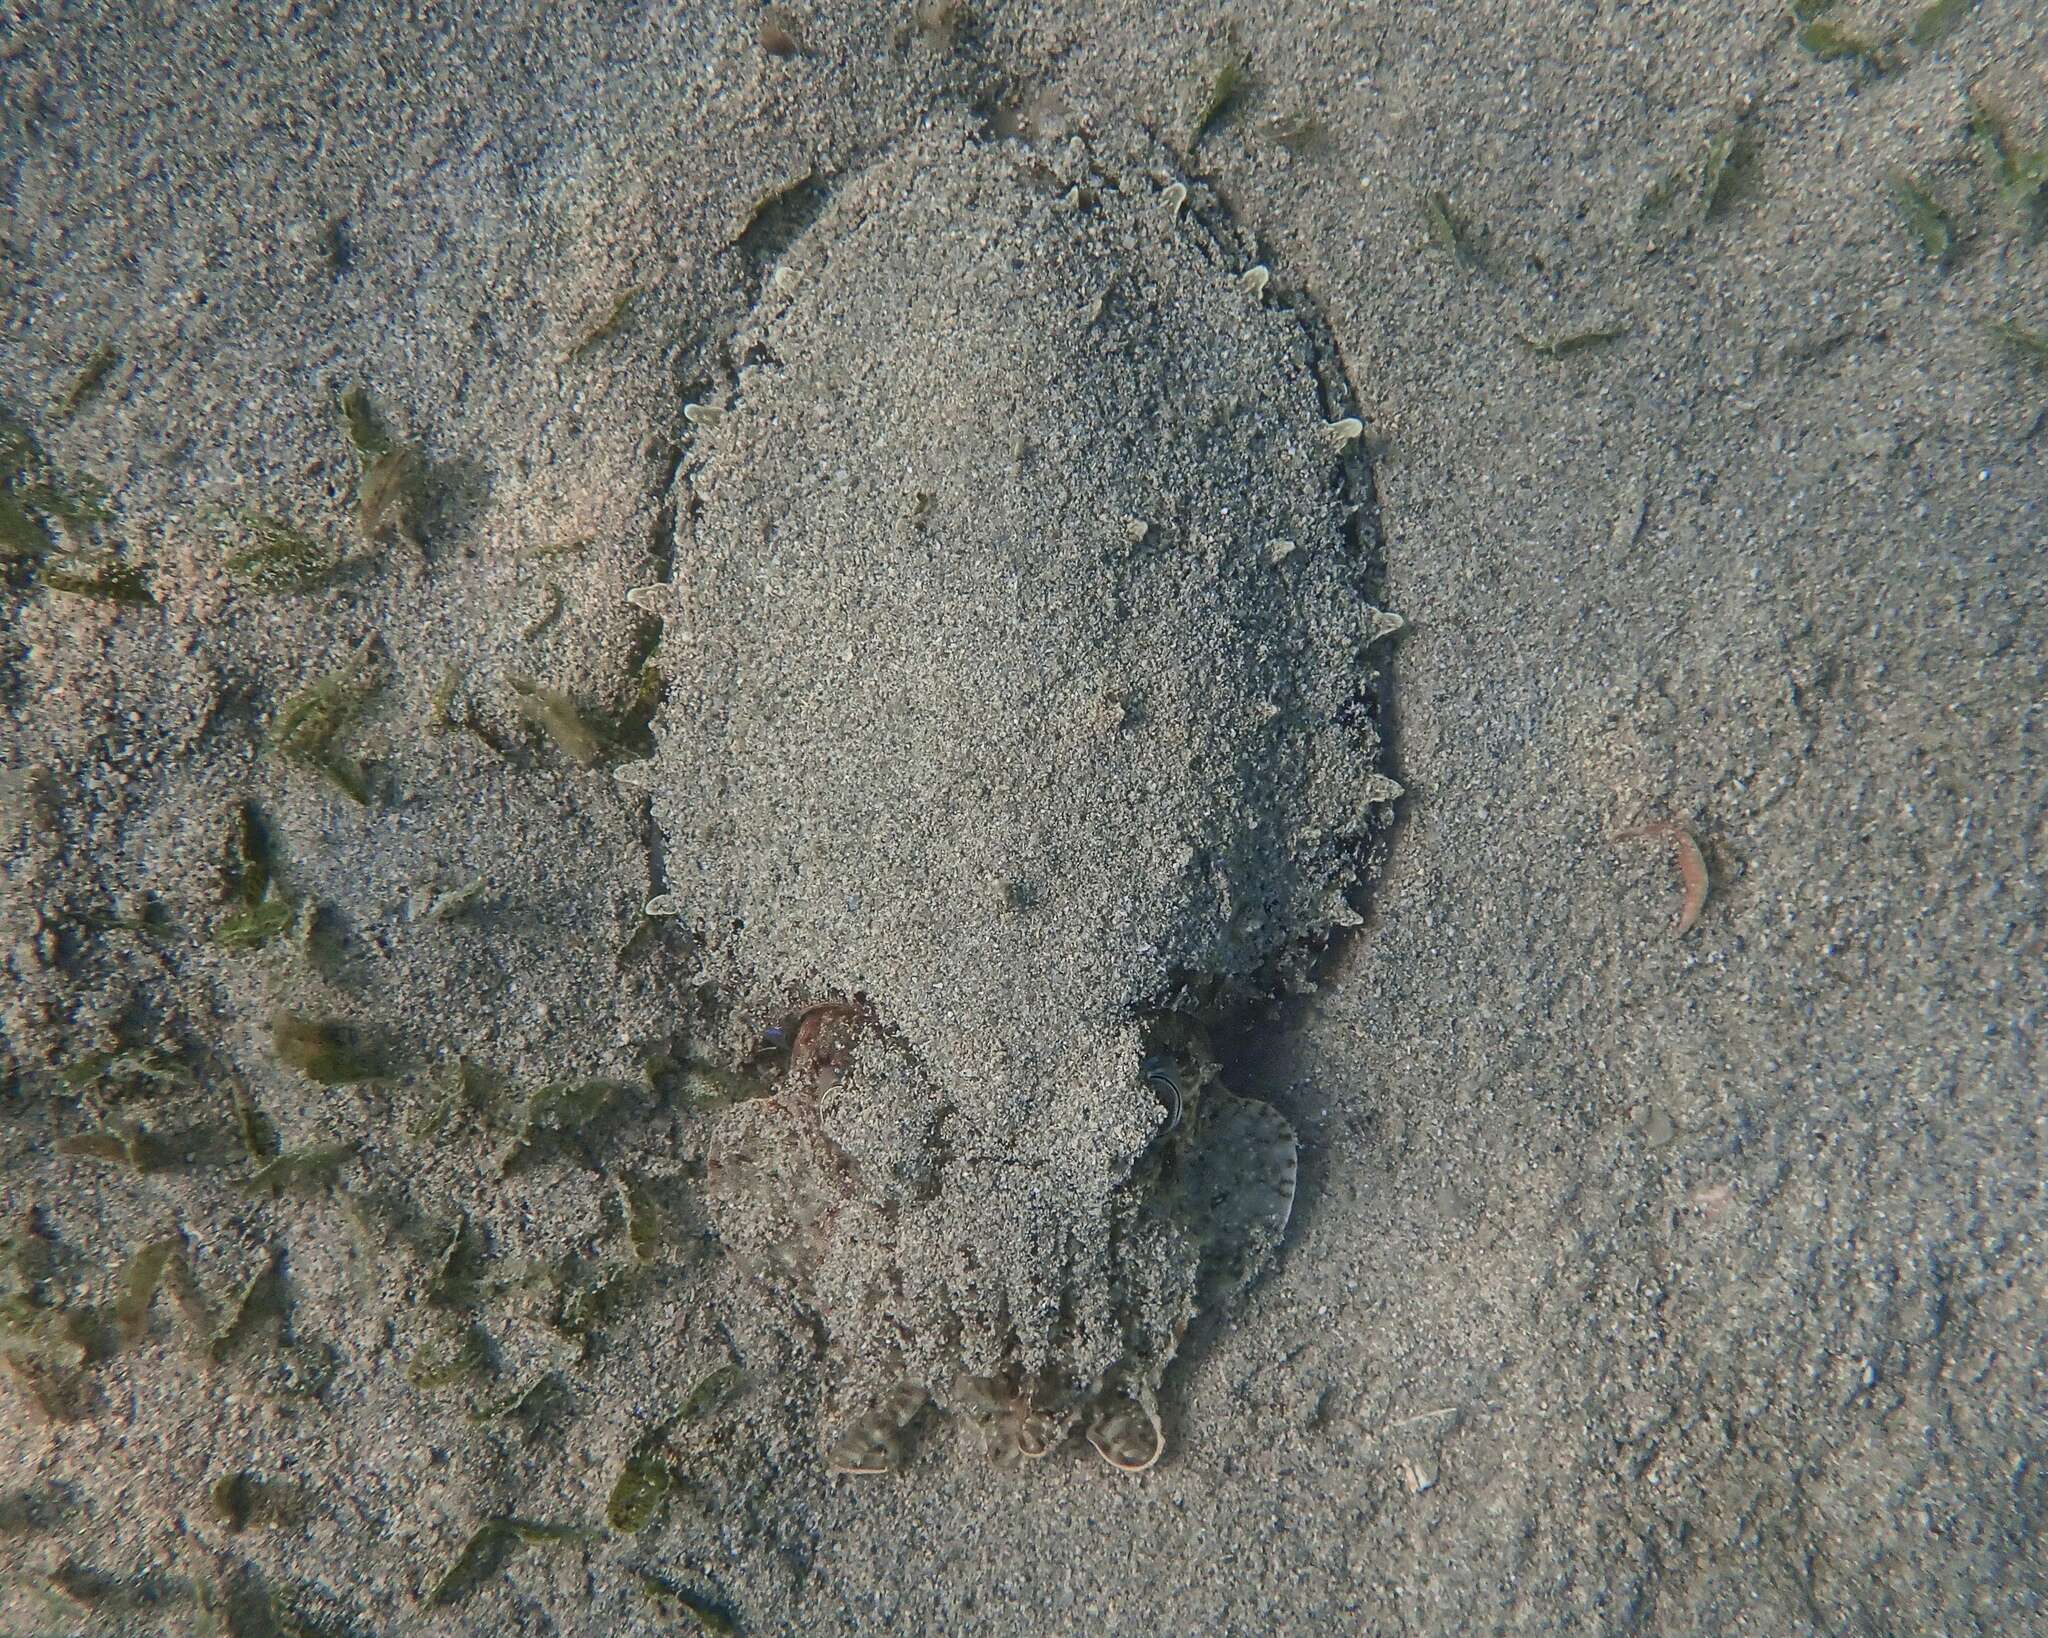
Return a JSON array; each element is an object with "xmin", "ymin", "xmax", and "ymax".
[{"xmin": 639, "ymin": 126, "xmax": 1398, "ymax": 1469}]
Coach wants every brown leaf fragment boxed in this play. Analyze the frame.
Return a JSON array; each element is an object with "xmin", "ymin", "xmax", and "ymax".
[
  {"xmin": 222, "ymin": 800, "xmax": 273, "ymax": 907},
  {"xmin": 267, "ymin": 635, "xmax": 383, "ymax": 803},
  {"xmin": 0, "ymin": 487, "xmax": 52, "ymax": 559},
  {"xmin": 468, "ymin": 1368, "xmax": 574, "ymax": 1438},
  {"xmin": 2, "ymin": 1353, "xmax": 96, "ymax": 1421},
  {"xmin": 0, "ymin": 1481, "xmax": 75, "ymax": 1534},
  {"xmin": 606, "ymin": 1438, "xmax": 673, "ymax": 1531},
  {"xmin": 240, "ymin": 1142, "xmax": 356, "ymax": 1196},
  {"xmin": 426, "ymin": 1213, "xmax": 488, "ymax": 1307},
  {"xmin": 1795, "ymin": 16, "xmax": 1894, "ymax": 70},
  {"xmin": 53, "ymin": 343, "xmax": 119, "ymax": 421},
  {"xmin": 1968, "ymin": 96, "xmax": 2047, "ymax": 222},
  {"xmin": 56, "ymin": 1121, "xmax": 168, "ymax": 1173},
  {"xmin": 1987, "ymin": 317, "xmax": 2048, "ymax": 366},
  {"xmin": 1, "ymin": 1292, "xmax": 93, "ymax": 1367},
  {"xmin": 207, "ymin": 1247, "xmax": 287, "ymax": 1364},
  {"xmin": 1906, "ymin": 0, "xmax": 1973, "ymax": 48},
  {"xmin": 1613, "ymin": 819, "xmax": 1709, "ymax": 936},
  {"xmin": 427, "ymin": 1517, "xmax": 589, "ymax": 1607},
  {"xmin": 405, "ymin": 1319, "xmax": 494, "ymax": 1389},
  {"xmin": 759, "ymin": 7, "xmax": 803, "ymax": 55},
  {"xmin": 551, "ymin": 1259, "xmax": 639, "ymax": 1343},
  {"xmin": 564, "ymin": 286, "xmax": 644, "ymax": 362},
  {"xmin": 113, "ymin": 1238, "xmax": 180, "ymax": 1345},
  {"xmin": 621, "ymin": 1179, "xmax": 662, "ymax": 1262},
  {"xmin": 1185, "ymin": 43, "xmax": 1249, "ymax": 153},
  {"xmin": 912, "ymin": 0, "xmax": 965, "ymax": 49},
  {"xmin": 221, "ymin": 511, "xmax": 345, "ymax": 592},
  {"xmin": 502, "ymin": 1077, "xmax": 624, "ymax": 1171},
  {"xmin": 55, "ymin": 1131, "xmax": 131, "ymax": 1165},
  {"xmin": 427, "ymin": 1522, "xmax": 520, "ymax": 1607},
  {"xmin": 677, "ymin": 1361, "xmax": 741, "ymax": 1421},
  {"xmin": 270, "ymin": 1011, "xmax": 378, "ymax": 1084},
  {"xmin": 40, "ymin": 556, "xmax": 155, "ymax": 605},
  {"xmin": 1422, "ymin": 190, "xmax": 1480, "ymax": 268},
  {"xmin": 337, "ymin": 387, "xmax": 422, "ymax": 542},
  {"xmin": 356, "ymin": 442, "xmax": 424, "ymax": 545},
  {"xmin": 1264, "ymin": 111, "xmax": 1328, "ymax": 155},
  {"xmin": 213, "ymin": 895, "xmax": 295, "ymax": 949},
  {"xmin": 1886, "ymin": 172, "xmax": 1955, "ymax": 268},
  {"xmin": 161, "ymin": 1247, "xmax": 214, "ymax": 1341},
  {"xmin": 208, "ymin": 1470, "xmax": 297, "ymax": 1532},
  {"xmin": 637, "ymin": 1570, "xmax": 739, "ymax": 1634},
  {"xmin": 1520, "ymin": 323, "xmax": 1631, "ymax": 358},
  {"xmin": 338, "ymin": 384, "xmax": 394, "ymax": 459}
]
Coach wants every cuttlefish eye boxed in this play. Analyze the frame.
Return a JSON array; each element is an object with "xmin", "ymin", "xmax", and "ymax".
[{"xmin": 1140, "ymin": 1056, "xmax": 1183, "ymax": 1134}]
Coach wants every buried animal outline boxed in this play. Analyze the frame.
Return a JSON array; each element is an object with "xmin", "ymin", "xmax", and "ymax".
[
  {"xmin": 622, "ymin": 123, "xmax": 1400, "ymax": 1472},
  {"xmin": 705, "ymin": 1001, "xmax": 1301, "ymax": 1474}
]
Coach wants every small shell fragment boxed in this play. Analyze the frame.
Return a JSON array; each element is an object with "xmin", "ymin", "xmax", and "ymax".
[
  {"xmin": 770, "ymin": 265, "xmax": 803, "ymax": 294},
  {"xmin": 1361, "ymin": 608, "xmax": 1405, "ymax": 646},
  {"xmin": 1325, "ymin": 416, "xmax": 1365, "ymax": 447},
  {"xmin": 1401, "ymin": 1457, "xmax": 1437, "ymax": 1494},
  {"xmin": 626, "ymin": 583, "xmax": 676, "ymax": 615},
  {"xmin": 683, "ymin": 403, "xmax": 724, "ymax": 428},
  {"xmin": 1161, "ymin": 181, "xmax": 1188, "ymax": 218},
  {"xmin": 643, "ymin": 894, "xmax": 681, "ymax": 918},
  {"xmin": 1240, "ymin": 264, "xmax": 1270, "ymax": 297},
  {"xmin": 613, "ymin": 760, "xmax": 659, "ymax": 792}
]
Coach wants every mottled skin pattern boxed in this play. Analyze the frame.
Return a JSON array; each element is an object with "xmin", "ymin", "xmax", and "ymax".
[
  {"xmin": 706, "ymin": 1005, "xmax": 1296, "ymax": 1473},
  {"xmin": 643, "ymin": 126, "xmax": 1381, "ymax": 1475}
]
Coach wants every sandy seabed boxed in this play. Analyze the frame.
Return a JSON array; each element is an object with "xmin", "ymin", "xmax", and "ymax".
[{"xmin": 2, "ymin": 3, "xmax": 2044, "ymax": 1633}]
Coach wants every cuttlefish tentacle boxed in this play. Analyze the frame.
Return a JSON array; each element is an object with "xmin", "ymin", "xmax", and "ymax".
[
  {"xmin": 954, "ymin": 1371, "xmax": 1069, "ymax": 1466},
  {"xmin": 1084, "ymin": 1383, "xmax": 1165, "ymax": 1474}
]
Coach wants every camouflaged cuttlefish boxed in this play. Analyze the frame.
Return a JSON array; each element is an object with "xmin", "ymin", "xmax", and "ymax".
[{"xmin": 622, "ymin": 122, "xmax": 1400, "ymax": 1474}]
